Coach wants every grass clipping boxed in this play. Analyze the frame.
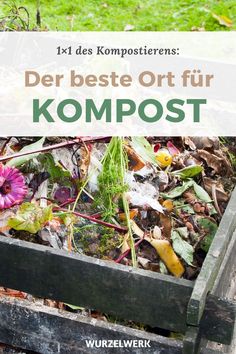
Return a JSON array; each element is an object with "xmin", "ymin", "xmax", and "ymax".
[{"xmin": 97, "ymin": 137, "xmax": 137, "ymax": 267}]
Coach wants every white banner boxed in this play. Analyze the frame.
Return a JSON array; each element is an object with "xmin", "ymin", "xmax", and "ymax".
[{"xmin": 0, "ymin": 32, "xmax": 235, "ymax": 136}]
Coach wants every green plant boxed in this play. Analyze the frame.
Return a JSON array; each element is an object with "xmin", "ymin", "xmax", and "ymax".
[
  {"xmin": 97, "ymin": 137, "xmax": 128, "ymax": 221},
  {"xmin": 96, "ymin": 137, "xmax": 137, "ymax": 266},
  {"xmin": 1, "ymin": 1, "xmax": 29, "ymax": 31},
  {"xmin": 36, "ymin": 0, "xmax": 41, "ymax": 26}
]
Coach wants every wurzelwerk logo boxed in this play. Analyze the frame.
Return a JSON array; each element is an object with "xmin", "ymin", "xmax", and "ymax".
[{"xmin": 85, "ymin": 339, "xmax": 151, "ymax": 349}]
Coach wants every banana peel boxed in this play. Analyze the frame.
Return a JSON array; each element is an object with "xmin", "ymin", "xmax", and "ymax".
[
  {"xmin": 146, "ymin": 236, "xmax": 184, "ymax": 277},
  {"xmin": 131, "ymin": 220, "xmax": 184, "ymax": 278}
]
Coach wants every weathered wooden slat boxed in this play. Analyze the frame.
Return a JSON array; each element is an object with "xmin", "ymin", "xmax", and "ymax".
[
  {"xmin": 183, "ymin": 326, "xmax": 201, "ymax": 354},
  {"xmin": 0, "ymin": 235, "xmax": 192, "ymax": 333},
  {"xmin": 203, "ymin": 230, "xmax": 236, "ymax": 353},
  {"xmin": 184, "ymin": 192, "xmax": 236, "ymax": 353},
  {"xmin": 229, "ymin": 317, "xmax": 236, "ymax": 354},
  {"xmin": 0, "ymin": 295, "xmax": 183, "ymax": 354},
  {"xmin": 0, "ymin": 235, "xmax": 234, "ymax": 344},
  {"xmin": 0, "ymin": 296, "xmax": 224, "ymax": 354},
  {"xmin": 183, "ymin": 295, "xmax": 236, "ymax": 354},
  {"xmin": 200, "ymin": 296, "xmax": 235, "ymax": 345},
  {"xmin": 187, "ymin": 187, "xmax": 236, "ymax": 326},
  {"xmin": 211, "ymin": 229, "xmax": 236, "ymax": 298}
]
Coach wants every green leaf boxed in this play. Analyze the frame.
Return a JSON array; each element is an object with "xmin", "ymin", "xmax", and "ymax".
[
  {"xmin": 60, "ymin": 213, "xmax": 77, "ymax": 227},
  {"xmin": 131, "ymin": 137, "xmax": 158, "ymax": 166},
  {"xmin": 40, "ymin": 153, "xmax": 71, "ymax": 182},
  {"xmin": 175, "ymin": 227, "xmax": 189, "ymax": 239},
  {"xmin": 171, "ymin": 229, "xmax": 194, "ymax": 265},
  {"xmin": 159, "ymin": 260, "xmax": 168, "ymax": 274},
  {"xmin": 181, "ymin": 204, "xmax": 195, "ymax": 214},
  {"xmin": 64, "ymin": 303, "xmax": 84, "ymax": 310},
  {"xmin": 172, "ymin": 165, "xmax": 203, "ymax": 179},
  {"xmin": 193, "ymin": 182, "xmax": 212, "ymax": 203},
  {"xmin": 173, "ymin": 199, "xmax": 195, "ymax": 214},
  {"xmin": 7, "ymin": 137, "xmax": 45, "ymax": 167},
  {"xmin": 8, "ymin": 202, "xmax": 53, "ymax": 234},
  {"xmin": 161, "ymin": 180, "xmax": 194, "ymax": 199},
  {"xmin": 197, "ymin": 217, "xmax": 218, "ymax": 252}
]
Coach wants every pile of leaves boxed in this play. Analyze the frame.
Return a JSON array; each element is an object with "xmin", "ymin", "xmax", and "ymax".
[{"xmin": 0, "ymin": 136, "xmax": 235, "ymax": 280}]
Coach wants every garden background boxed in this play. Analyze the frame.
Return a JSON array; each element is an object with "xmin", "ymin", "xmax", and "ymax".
[{"xmin": 0, "ymin": 0, "xmax": 235, "ymax": 31}]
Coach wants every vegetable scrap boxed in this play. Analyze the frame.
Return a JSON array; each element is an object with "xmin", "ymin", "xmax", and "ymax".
[{"xmin": 0, "ymin": 136, "xmax": 235, "ymax": 280}]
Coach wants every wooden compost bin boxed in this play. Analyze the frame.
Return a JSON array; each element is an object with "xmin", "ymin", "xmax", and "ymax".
[{"xmin": 0, "ymin": 188, "xmax": 236, "ymax": 354}]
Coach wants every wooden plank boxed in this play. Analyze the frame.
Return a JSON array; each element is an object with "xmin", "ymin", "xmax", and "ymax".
[
  {"xmin": 0, "ymin": 295, "xmax": 183, "ymax": 354},
  {"xmin": 187, "ymin": 187, "xmax": 236, "ymax": 326},
  {"xmin": 183, "ymin": 295, "xmax": 236, "ymax": 353},
  {"xmin": 0, "ymin": 235, "xmax": 234, "ymax": 343},
  {"xmin": 183, "ymin": 326, "xmax": 201, "ymax": 354},
  {"xmin": 0, "ymin": 296, "xmax": 224, "ymax": 354},
  {"xmin": 200, "ymin": 296, "xmax": 235, "ymax": 345},
  {"xmin": 185, "ymin": 209, "xmax": 236, "ymax": 352},
  {"xmin": 0, "ymin": 235, "xmax": 193, "ymax": 333},
  {"xmin": 203, "ymin": 231, "xmax": 236, "ymax": 353},
  {"xmin": 211, "ymin": 229, "xmax": 236, "ymax": 298},
  {"xmin": 229, "ymin": 316, "xmax": 236, "ymax": 354}
]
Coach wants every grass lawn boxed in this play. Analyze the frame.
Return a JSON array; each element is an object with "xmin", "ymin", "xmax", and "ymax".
[{"xmin": 1, "ymin": 0, "xmax": 236, "ymax": 31}]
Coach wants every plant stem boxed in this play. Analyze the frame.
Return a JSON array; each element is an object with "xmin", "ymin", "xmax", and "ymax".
[
  {"xmin": 59, "ymin": 198, "xmax": 76, "ymax": 208},
  {"xmin": 36, "ymin": 0, "xmax": 41, "ymax": 27},
  {"xmin": 122, "ymin": 195, "xmax": 137, "ymax": 267},
  {"xmin": 115, "ymin": 237, "xmax": 144, "ymax": 264},
  {"xmin": 54, "ymin": 207, "xmax": 127, "ymax": 233},
  {"xmin": 0, "ymin": 136, "xmax": 111, "ymax": 163},
  {"xmin": 119, "ymin": 138, "xmax": 137, "ymax": 267}
]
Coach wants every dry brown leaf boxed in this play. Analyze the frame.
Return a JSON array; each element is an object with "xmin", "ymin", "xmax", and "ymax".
[
  {"xmin": 185, "ymin": 137, "xmax": 219, "ymax": 150},
  {"xmin": 130, "ymin": 220, "xmax": 144, "ymax": 238},
  {"xmin": 125, "ymin": 145, "xmax": 146, "ymax": 172},
  {"xmin": 193, "ymin": 203, "xmax": 202, "ymax": 213},
  {"xmin": 184, "ymin": 155, "xmax": 202, "ymax": 168},
  {"xmin": 203, "ymin": 177, "xmax": 229, "ymax": 202},
  {"xmin": 121, "ymin": 233, "xmax": 130, "ymax": 254},
  {"xmin": 0, "ymin": 210, "xmax": 14, "ymax": 233},
  {"xmin": 91, "ymin": 311, "xmax": 108, "ymax": 322},
  {"xmin": 218, "ymin": 152, "xmax": 232, "ymax": 176},
  {"xmin": 183, "ymin": 191, "xmax": 196, "ymax": 204},
  {"xmin": 160, "ymin": 213, "xmax": 172, "ymax": 239},
  {"xmin": 183, "ymin": 137, "xmax": 196, "ymax": 150},
  {"xmin": 198, "ymin": 149, "xmax": 232, "ymax": 176},
  {"xmin": 149, "ymin": 262, "xmax": 161, "ymax": 272},
  {"xmin": 44, "ymin": 299, "xmax": 64, "ymax": 309},
  {"xmin": 79, "ymin": 145, "xmax": 90, "ymax": 181},
  {"xmin": 138, "ymin": 256, "xmax": 150, "ymax": 269}
]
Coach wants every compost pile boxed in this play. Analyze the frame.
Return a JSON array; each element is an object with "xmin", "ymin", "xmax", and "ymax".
[{"xmin": 0, "ymin": 136, "xmax": 234, "ymax": 280}]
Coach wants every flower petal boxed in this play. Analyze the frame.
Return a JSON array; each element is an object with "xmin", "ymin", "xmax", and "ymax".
[{"xmin": 0, "ymin": 165, "xmax": 27, "ymax": 208}]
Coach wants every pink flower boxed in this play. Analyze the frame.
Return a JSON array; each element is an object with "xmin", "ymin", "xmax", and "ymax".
[{"xmin": 0, "ymin": 165, "xmax": 27, "ymax": 209}]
